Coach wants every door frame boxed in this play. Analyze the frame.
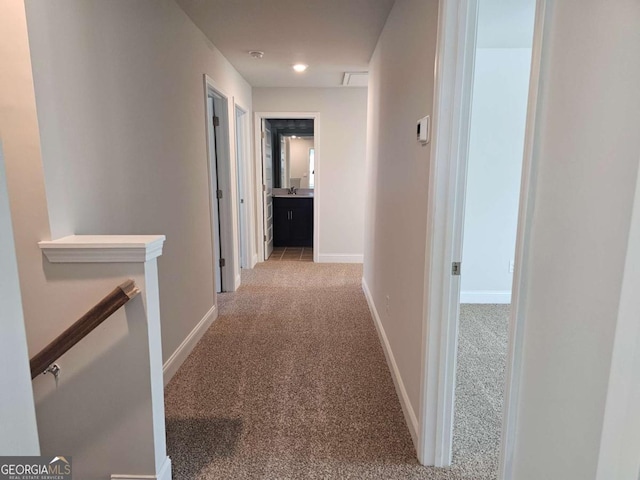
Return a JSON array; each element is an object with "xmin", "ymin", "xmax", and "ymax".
[
  {"xmin": 261, "ymin": 118, "xmax": 275, "ymax": 260},
  {"xmin": 253, "ymin": 112, "xmax": 320, "ymax": 262},
  {"xmin": 234, "ymin": 101, "xmax": 257, "ymax": 269},
  {"xmin": 418, "ymin": 0, "xmax": 479, "ymax": 467},
  {"xmin": 204, "ymin": 75, "xmax": 241, "ymax": 292},
  {"xmin": 418, "ymin": 0, "xmax": 547, "ymax": 476}
]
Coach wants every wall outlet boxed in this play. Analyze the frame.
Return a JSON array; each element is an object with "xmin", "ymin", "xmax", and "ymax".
[
  {"xmin": 509, "ymin": 260, "xmax": 515, "ymax": 273},
  {"xmin": 385, "ymin": 295, "xmax": 390, "ymax": 314}
]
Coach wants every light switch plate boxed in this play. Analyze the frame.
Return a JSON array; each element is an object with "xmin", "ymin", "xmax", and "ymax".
[{"xmin": 417, "ymin": 115, "xmax": 430, "ymax": 145}]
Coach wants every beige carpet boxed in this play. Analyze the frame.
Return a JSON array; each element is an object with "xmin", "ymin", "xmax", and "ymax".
[{"xmin": 164, "ymin": 262, "xmax": 507, "ymax": 479}]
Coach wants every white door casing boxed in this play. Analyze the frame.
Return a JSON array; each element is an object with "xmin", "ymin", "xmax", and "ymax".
[
  {"xmin": 262, "ymin": 119, "xmax": 274, "ymax": 260},
  {"xmin": 234, "ymin": 101, "xmax": 258, "ymax": 269},
  {"xmin": 235, "ymin": 105, "xmax": 247, "ymax": 269},
  {"xmin": 420, "ymin": 0, "xmax": 543, "ymax": 475},
  {"xmin": 254, "ymin": 112, "xmax": 320, "ymax": 263},
  {"xmin": 204, "ymin": 75, "xmax": 240, "ymax": 292},
  {"xmin": 207, "ymin": 96, "xmax": 223, "ymax": 293},
  {"xmin": 419, "ymin": 0, "xmax": 479, "ymax": 466}
]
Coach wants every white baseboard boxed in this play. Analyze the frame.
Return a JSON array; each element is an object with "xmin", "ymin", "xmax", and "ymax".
[
  {"xmin": 460, "ymin": 290, "xmax": 511, "ymax": 304},
  {"xmin": 235, "ymin": 273, "xmax": 241, "ymax": 290},
  {"xmin": 157, "ymin": 457, "xmax": 171, "ymax": 480},
  {"xmin": 317, "ymin": 253, "xmax": 364, "ymax": 263},
  {"xmin": 361, "ymin": 278, "xmax": 419, "ymax": 447},
  {"xmin": 112, "ymin": 456, "xmax": 171, "ymax": 480},
  {"xmin": 251, "ymin": 253, "xmax": 259, "ymax": 268},
  {"xmin": 163, "ymin": 305, "xmax": 218, "ymax": 386}
]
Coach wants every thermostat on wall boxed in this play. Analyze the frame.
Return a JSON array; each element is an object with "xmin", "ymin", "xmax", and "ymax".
[{"xmin": 417, "ymin": 115, "xmax": 430, "ymax": 145}]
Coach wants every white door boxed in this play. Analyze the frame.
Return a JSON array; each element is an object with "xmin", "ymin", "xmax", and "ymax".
[
  {"xmin": 0, "ymin": 143, "xmax": 40, "ymax": 454},
  {"xmin": 235, "ymin": 107, "xmax": 246, "ymax": 269},
  {"xmin": 262, "ymin": 119, "xmax": 274, "ymax": 259},
  {"xmin": 207, "ymin": 96, "xmax": 223, "ymax": 293}
]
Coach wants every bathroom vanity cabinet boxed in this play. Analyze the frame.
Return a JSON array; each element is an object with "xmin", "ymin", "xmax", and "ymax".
[{"xmin": 273, "ymin": 196, "xmax": 313, "ymax": 247}]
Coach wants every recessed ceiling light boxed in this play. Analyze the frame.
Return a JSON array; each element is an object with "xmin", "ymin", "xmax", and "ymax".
[
  {"xmin": 293, "ymin": 64, "xmax": 308, "ymax": 73},
  {"xmin": 248, "ymin": 50, "xmax": 264, "ymax": 59},
  {"xmin": 292, "ymin": 135, "xmax": 297, "ymax": 139}
]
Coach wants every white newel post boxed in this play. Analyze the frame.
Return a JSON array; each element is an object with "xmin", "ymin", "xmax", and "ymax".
[{"xmin": 38, "ymin": 235, "xmax": 172, "ymax": 480}]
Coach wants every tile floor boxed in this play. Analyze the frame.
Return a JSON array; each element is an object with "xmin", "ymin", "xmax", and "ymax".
[{"xmin": 267, "ymin": 247, "xmax": 314, "ymax": 262}]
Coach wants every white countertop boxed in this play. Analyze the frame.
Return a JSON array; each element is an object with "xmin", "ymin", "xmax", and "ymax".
[{"xmin": 273, "ymin": 194, "xmax": 314, "ymax": 198}]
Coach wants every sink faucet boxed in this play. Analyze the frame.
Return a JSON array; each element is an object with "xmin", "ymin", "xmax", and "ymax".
[{"xmin": 288, "ymin": 186, "xmax": 297, "ymax": 195}]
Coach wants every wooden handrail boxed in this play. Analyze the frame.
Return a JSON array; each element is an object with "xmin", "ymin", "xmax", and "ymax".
[{"xmin": 30, "ymin": 279, "xmax": 141, "ymax": 379}]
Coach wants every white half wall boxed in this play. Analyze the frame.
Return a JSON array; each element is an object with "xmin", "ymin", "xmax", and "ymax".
[
  {"xmin": 252, "ymin": 88, "xmax": 368, "ymax": 261},
  {"xmin": 24, "ymin": 0, "xmax": 253, "ymax": 366},
  {"xmin": 460, "ymin": 48, "xmax": 532, "ymax": 304},
  {"xmin": 509, "ymin": 1, "xmax": 640, "ymax": 478},
  {"xmin": 363, "ymin": 0, "xmax": 440, "ymax": 445}
]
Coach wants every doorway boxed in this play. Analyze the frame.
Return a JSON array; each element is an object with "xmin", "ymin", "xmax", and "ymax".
[
  {"xmin": 419, "ymin": 0, "xmax": 542, "ymax": 473},
  {"xmin": 254, "ymin": 113, "xmax": 319, "ymax": 262},
  {"xmin": 204, "ymin": 76, "xmax": 238, "ymax": 293},
  {"xmin": 454, "ymin": 0, "xmax": 535, "ymax": 470},
  {"xmin": 235, "ymin": 103, "xmax": 254, "ymax": 270}
]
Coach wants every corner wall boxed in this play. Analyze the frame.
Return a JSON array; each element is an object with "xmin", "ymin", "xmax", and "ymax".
[
  {"xmin": 253, "ymin": 87, "xmax": 368, "ymax": 262},
  {"xmin": 363, "ymin": 0, "xmax": 439, "ymax": 443}
]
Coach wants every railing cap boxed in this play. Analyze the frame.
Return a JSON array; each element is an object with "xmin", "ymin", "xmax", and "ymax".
[{"xmin": 38, "ymin": 235, "xmax": 166, "ymax": 263}]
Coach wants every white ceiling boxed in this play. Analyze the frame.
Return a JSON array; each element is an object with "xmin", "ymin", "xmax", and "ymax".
[
  {"xmin": 477, "ymin": 0, "xmax": 536, "ymax": 48},
  {"xmin": 175, "ymin": 0, "xmax": 395, "ymax": 88}
]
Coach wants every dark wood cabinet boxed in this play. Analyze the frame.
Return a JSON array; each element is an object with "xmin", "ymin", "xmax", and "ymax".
[{"xmin": 273, "ymin": 197, "xmax": 313, "ymax": 247}]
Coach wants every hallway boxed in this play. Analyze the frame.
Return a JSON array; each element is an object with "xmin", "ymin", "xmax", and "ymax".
[{"xmin": 164, "ymin": 263, "xmax": 506, "ymax": 479}]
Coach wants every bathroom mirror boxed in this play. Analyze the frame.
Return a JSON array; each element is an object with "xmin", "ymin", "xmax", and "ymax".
[
  {"xmin": 279, "ymin": 136, "xmax": 315, "ymax": 189},
  {"xmin": 267, "ymin": 118, "xmax": 315, "ymax": 189}
]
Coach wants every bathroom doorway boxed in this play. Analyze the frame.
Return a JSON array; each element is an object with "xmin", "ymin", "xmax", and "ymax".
[{"xmin": 255, "ymin": 113, "xmax": 319, "ymax": 262}]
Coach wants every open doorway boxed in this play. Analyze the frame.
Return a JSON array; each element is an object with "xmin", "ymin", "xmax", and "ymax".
[
  {"xmin": 454, "ymin": 0, "xmax": 536, "ymax": 470},
  {"xmin": 419, "ymin": 0, "xmax": 540, "ymax": 472},
  {"xmin": 255, "ymin": 113, "xmax": 319, "ymax": 262}
]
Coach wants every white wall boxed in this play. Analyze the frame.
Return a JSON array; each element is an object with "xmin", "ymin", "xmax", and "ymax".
[
  {"xmin": 0, "ymin": 0, "xmax": 53, "ymax": 358},
  {"xmin": 460, "ymin": 48, "xmax": 531, "ymax": 304},
  {"xmin": 253, "ymin": 87, "xmax": 368, "ymax": 262},
  {"xmin": 0, "ymin": 0, "xmax": 51, "ymax": 456},
  {"xmin": 0, "ymin": 143, "xmax": 40, "ymax": 456},
  {"xmin": 24, "ymin": 0, "xmax": 253, "ymax": 362},
  {"xmin": 288, "ymin": 137, "xmax": 314, "ymax": 188},
  {"xmin": 511, "ymin": 1, "xmax": 640, "ymax": 478},
  {"xmin": 363, "ymin": 0, "xmax": 439, "ymax": 443},
  {"xmin": 596, "ymin": 155, "xmax": 640, "ymax": 480}
]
